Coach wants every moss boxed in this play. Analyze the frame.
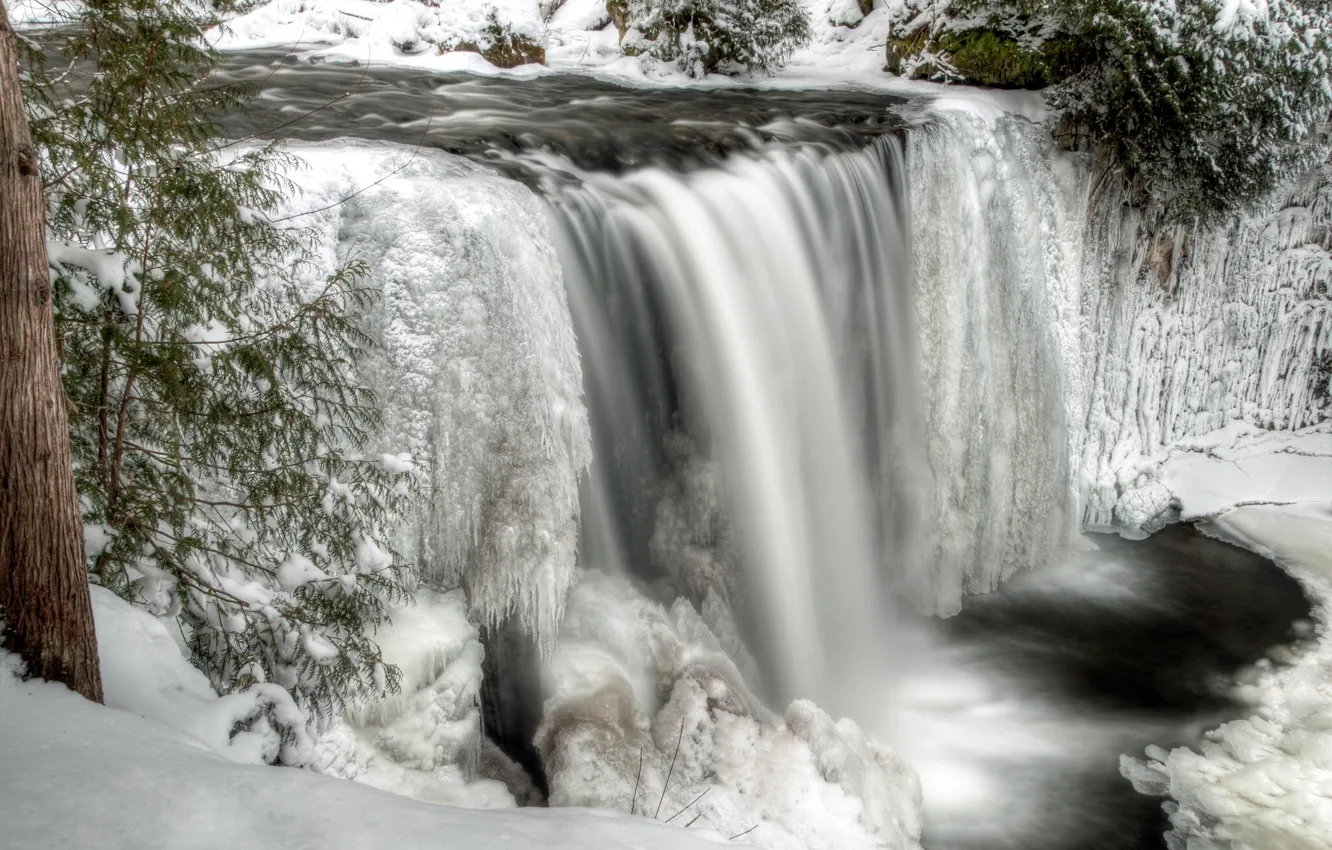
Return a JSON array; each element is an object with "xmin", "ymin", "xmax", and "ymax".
[
  {"xmin": 606, "ymin": 0, "xmax": 630, "ymax": 38},
  {"xmin": 885, "ymin": 25, "xmax": 1089, "ymax": 89},
  {"xmin": 883, "ymin": 25, "xmax": 929, "ymax": 76},
  {"xmin": 936, "ymin": 29, "xmax": 1050, "ymax": 88},
  {"xmin": 450, "ymin": 14, "xmax": 546, "ymax": 68}
]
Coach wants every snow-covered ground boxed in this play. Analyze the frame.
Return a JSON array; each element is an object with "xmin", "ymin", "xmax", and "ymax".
[
  {"xmin": 0, "ymin": 645, "xmax": 728, "ymax": 850},
  {"xmin": 198, "ymin": 0, "xmax": 1041, "ymax": 116},
  {"xmin": 1122, "ymin": 502, "xmax": 1332, "ymax": 850}
]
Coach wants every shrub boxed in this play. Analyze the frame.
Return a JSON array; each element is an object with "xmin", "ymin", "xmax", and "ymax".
[{"xmin": 624, "ymin": 0, "xmax": 813, "ymax": 77}]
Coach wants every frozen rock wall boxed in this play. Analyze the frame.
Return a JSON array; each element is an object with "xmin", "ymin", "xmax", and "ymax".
[{"xmin": 292, "ymin": 142, "xmax": 591, "ymax": 652}]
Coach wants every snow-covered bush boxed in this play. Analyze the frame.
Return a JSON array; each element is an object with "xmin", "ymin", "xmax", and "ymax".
[
  {"xmin": 889, "ymin": 0, "xmax": 1332, "ymax": 221},
  {"xmin": 22, "ymin": 0, "xmax": 414, "ymax": 717},
  {"xmin": 89, "ymin": 585, "xmax": 314, "ymax": 766},
  {"xmin": 622, "ymin": 0, "xmax": 813, "ymax": 77}
]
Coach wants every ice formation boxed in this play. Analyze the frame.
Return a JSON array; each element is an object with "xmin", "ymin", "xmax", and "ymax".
[
  {"xmin": 287, "ymin": 142, "xmax": 591, "ymax": 651},
  {"xmin": 1121, "ymin": 504, "xmax": 1332, "ymax": 850},
  {"xmin": 905, "ymin": 110, "xmax": 1088, "ymax": 611},
  {"xmin": 1080, "ymin": 162, "xmax": 1332, "ymax": 530},
  {"xmin": 536, "ymin": 571, "xmax": 923, "ymax": 850},
  {"xmin": 313, "ymin": 590, "xmax": 516, "ymax": 808}
]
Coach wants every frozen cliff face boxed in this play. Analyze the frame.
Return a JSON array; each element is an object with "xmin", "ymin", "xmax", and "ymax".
[
  {"xmin": 905, "ymin": 111, "xmax": 1088, "ymax": 611},
  {"xmin": 535, "ymin": 571, "xmax": 924, "ymax": 850},
  {"xmin": 1080, "ymin": 161, "xmax": 1332, "ymax": 530},
  {"xmin": 314, "ymin": 590, "xmax": 516, "ymax": 809},
  {"xmin": 291, "ymin": 142, "xmax": 591, "ymax": 652}
]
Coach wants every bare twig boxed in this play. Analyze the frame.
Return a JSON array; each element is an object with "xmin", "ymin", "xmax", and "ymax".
[
  {"xmin": 664, "ymin": 787, "xmax": 709, "ymax": 824},
  {"xmin": 729, "ymin": 824, "xmax": 759, "ymax": 841},
  {"xmin": 207, "ymin": 60, "xmax": 373, "ymax": 155},
  {"xmin": 685, "ymin": 813, "xmax": 704, "ymax": 828},
  {"xmin": 655, "ymin": 719, "xmax": 685, "ymax": 819},
  {"xmin": 272, "ymin": 115, "xmax": 435, "ymax": 224},
  {"xmin": 630, "ymin": 748, "xmax": 643, "ymax": 816}
]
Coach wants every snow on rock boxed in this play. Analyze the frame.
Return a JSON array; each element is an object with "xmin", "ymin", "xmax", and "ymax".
[
  {"xmin": 1156, "ymin": 421, "xmax": 1332, "ymax": 521},
  {"xmin": 215, "ymin": 0, "xmax": 546, "ymax": 59},
  {"xmin": 536, "ymin": 571, "xmax": 924, "ymax": 850},
  {"xmin": 283, "ymin": 141, "xmax": 590, "ymax": 651},
  {"xmin": 1121, "ymin": 503, "xmax": 1332, "ymax": 850},
  {"xmin": 0, "ymin": 652, "xmax": 731, "ymax": 850},
  {"xmin": 1080, "ymin": 167, "xmax": 1332, "ymax": 531},
  {"xmin": 90, "ymin": 584, "xmax": 314, "ymax": 766},
  {"xmin": 313, "ymin": 590, "xmax": 515, "ymax": 809}
]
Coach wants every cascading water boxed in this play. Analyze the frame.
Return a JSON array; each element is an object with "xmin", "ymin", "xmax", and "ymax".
[
  {"xmin": 553, "ymin": 137, "xmax": 925, "ymax": 716},
  {"xmin": 205, "ymin": 61, "xmax": 1330, "ymax": 850}
]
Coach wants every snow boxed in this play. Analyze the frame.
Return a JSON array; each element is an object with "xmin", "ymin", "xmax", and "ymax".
[
  {"xmin": 90, "ymin": 584, "xmax": 314, "ymax": 766},
  {"xmin": 1121, "ymin": 503, "xmax": 1332, "ymax": 850},
  {"xmin": 0, "ymin": 653, "xmax": 732, "ymax": 850},
  {"xmin": 203, "ymin": 0, "xmax": 1039, "ymax": 112},
  {"xmin": 537, "ymin": 571, "xmax": 923, "ymax": 850},
  {"xmin": 1158, "ymin": 422, "xmax": 1332, "ymax": 520},
  {"xmin": 279, "ymin": 141, "xmax": 591, "ymax": 651}
]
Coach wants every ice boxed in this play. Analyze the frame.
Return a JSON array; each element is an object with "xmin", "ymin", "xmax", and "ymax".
[
  {"xmin": 1080, "ymin": 161, "xmax": 1331, "ymax": 531},
  {"xmin": 536, "ymin": 571, "xmax": 923, "ymax": 850},
  {"xmin": 905, "ymin": 110, "xmax": 1088, "ymax": 611},
  {"xmin": 281, "ymin": 141, "xmax": 591, "ymax": 651},
  {"xmin": 313, "ymin": 590, "xmax": 516, "ymax": 809},
  {"xmin": 1121, "ymin": 504, "xmax": 1332, "ymax": 850},
  {"xmin": 0, "ymin": 650, "xmax": 731, "ymax": 850}
]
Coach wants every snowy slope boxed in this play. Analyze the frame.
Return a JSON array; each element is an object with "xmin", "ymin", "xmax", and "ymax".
[{"xmin": 0, "ymin": 659, "xmax": 730, "ymax": 850}]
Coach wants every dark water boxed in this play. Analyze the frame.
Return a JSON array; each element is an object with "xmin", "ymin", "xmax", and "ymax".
[
  {"xmin": 214, "ymin": 52, "xmax": 906, "ymax": 180},
  {"xmin": 913, "ymin": 524, "xmax": 1311, "ymax": 850}
]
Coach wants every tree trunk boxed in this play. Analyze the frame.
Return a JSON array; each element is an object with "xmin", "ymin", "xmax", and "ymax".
[{"xmin": 0, "ymin": 1, "xmax": 103, "ymax": 703}]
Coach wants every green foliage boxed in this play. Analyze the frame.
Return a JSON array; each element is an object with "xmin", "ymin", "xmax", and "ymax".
[
  {"xmin": 454, "ymin": 9, "xmax": 546, "ymax": 67},
  {"xmin": 890, "ymin": 0, "xmax": 1332, "ymax": 221},
  {"xmin": 21, "ymin": 0, "xmax": 414, "ymax": 717},
  {"xmin": 625, "ymin": 0, "xmax": 813, "ymax": 77}
]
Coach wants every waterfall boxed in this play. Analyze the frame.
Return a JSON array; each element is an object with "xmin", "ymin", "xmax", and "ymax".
[{"xmin": 553, "ymin": 137, "xmax": 924, "ymax": 715}]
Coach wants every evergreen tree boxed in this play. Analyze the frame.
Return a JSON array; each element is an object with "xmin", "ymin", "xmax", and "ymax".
[
  {"xmin": 21, "ymin": 0, "xmax": 414, "ymax": 718},
  {"xmin": 889, "ymin": 0, "xmax": 1332, "ymax": 221},
  {"xmin": 624, "ymin": 0, "xmax": 812, "ymax": 77}
]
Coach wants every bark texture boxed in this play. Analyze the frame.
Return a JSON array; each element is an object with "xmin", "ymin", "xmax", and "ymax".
[{"xmin": 0, "ymin": 1, "xmax": 103, "ymax": 702}]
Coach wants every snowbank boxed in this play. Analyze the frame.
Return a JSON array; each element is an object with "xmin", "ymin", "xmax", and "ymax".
[
  {"xmin": 1121, "ymin": 503, "xmax": 1332, "ymax": 850},
  {"xmin": 1159, "ymin": 422, "xmax": 1332, "ymax": 521},
  {"xmin": 537, "ymin": 572, "xmax": 924, "ymax": 850},
  {"xmin": 0, "ymin": 653, "xmax": 731, "ymax": 850},
  {"xmin": 90, "ymin": 584, "xmax": 313, "ymax": 766}
]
